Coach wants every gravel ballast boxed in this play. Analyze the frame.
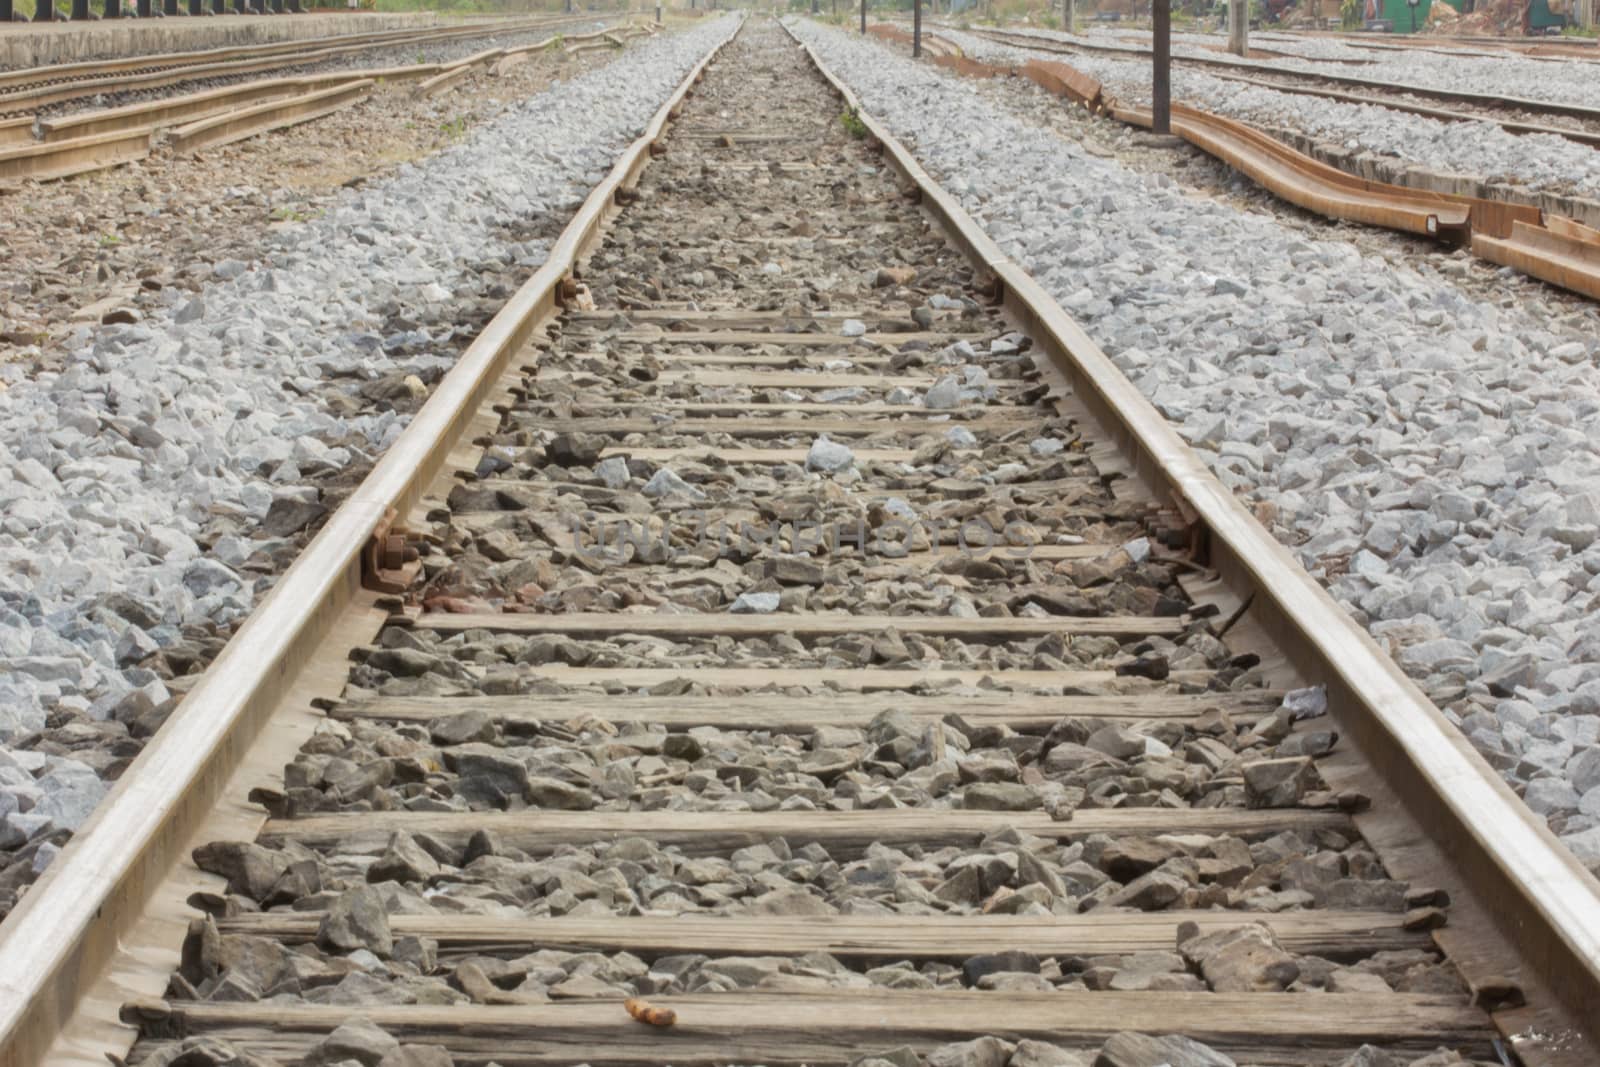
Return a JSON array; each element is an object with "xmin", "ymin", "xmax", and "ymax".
[
  {"xmin": 789, "ymin": 18, "xmax": 1600, "ymax": 870},
  {"xmin": 944, "ymin": 28, "xmax": 1600, "ymax": 201},
  {"xmin": 0, "ymin": 14, "xmax": 738, "ymax": 900},
  {"xmin": 126, "ymin": 31, "xmax": 1485, "ymax": 1063}
]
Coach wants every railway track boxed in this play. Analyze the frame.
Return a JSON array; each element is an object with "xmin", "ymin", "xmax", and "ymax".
[
  {"xmin": 2, "ymin": 14, "xmax": 1598, "ymax": 1067},
  {"xmin": 959, "ymin": 26, "xmax": 1600, "ymax": 149},
  {"xmin": 1261, "ymin": 30, "xmax": 1600, "ymax": 63},
  {"xmin": 0, "ymin": 11, "xmax": 617, "ymax": 114},
  {"xmin": 0, "ymin": 23, "xmax": 652, "ymax": 185}
]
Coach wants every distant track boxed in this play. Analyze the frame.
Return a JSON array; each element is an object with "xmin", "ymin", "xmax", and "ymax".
[
  {"xmin": 961, "ymin": 25, "xmax": 1600, "ymax": 148},
  {"xmin": 0, "ymin": 11, "xmax": 617, "ymax": 114}
]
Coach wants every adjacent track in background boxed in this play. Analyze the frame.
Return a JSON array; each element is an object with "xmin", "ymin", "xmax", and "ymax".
[
  {"xmin": 893, "ymin": 30, "xmax": 1600, "ymax": 306},
  {"xmin": 0, "ymin": 15, "xmax": 1596, "ymax": 1067},
  {"xmin": 1260, "ymin": 29, "xmax": 1600, "ymax": 63},
  {"xmin": 0, "ymin": 10, "xmax": 621, "ymax": 115},
  {"xmin": 958, "ymin": 25, "xmax": 1600, "ymax": 149},
  {"xmin": 0, "ymin": 23, "xmax": 653, "ymax": 187}
]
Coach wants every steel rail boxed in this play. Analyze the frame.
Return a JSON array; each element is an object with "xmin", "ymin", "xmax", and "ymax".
[
  {"xmin": 902, "ymin": 41, "xmax": 1596, "ymax": 298},
  {"xmin": 1264, "ymin": 29, "xmax": 1600, "ymax": 62},
  {"xmin": 165, "ymin": 77, "xmax": 372, "ymax": 153},
  {"xmin": 0, "ymin": 21, "xmax": 508, "ymax": 91},
  {"xmin": 1164, "ymin": 101, "xmax": 1471, "ymax": 239},
  {"xmin": 1201, "ymin": 68, "xmax": 1600, "ymax": 149},
  {"xmin": 1116, "ymin": 98, "xmax": 1542, "ymax": 242},
  {"xmin": 0, "ymin": 114, "xmax": 32, "ymax": 145},
  {"xmin": 964, "ymin": 25, "xmax": 1600, "ymax": 129},
  {"xmin": 1474, "ymin": 217, "xmax": 1600, "ymax": 301},
  {"xmin": 0, "ymin": 124, "xmax": 152, "ymax": 183},
  {"xmin": 0, "ymin": 17, "xmax": 740, "ymax": 1067},
  {"xmin": 1, "ymin": 27, "xmax": 626, "ymax": 184},
  {"xmin": 0, "ymin": 13, "xmax": 625, "ymax": 113},
  {"xmin": 37, "ymin": 77, "xmax": 317, "ymax": 141},
  {"xmin": 786, "ymin": 19, "xmax": 1600, "ymax": 1063},
  {"xmin": 0, "ymin": 11, "xmax": 607, "ymax": 95}
]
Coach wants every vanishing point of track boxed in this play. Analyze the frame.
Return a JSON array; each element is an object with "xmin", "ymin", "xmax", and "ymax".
[{"xmin": 0, "ymin": 16, "xmax": 1597, "ymax": 1067}]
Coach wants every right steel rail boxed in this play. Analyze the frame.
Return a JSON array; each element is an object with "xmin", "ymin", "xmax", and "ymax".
[{"xmin": 788, "ymin": 23, "xmax": 1600, "ymax": 1064}]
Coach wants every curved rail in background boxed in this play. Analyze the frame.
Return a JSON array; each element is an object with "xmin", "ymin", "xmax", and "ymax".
[
  {"xmin": 786, "ymin": 20, "xmax": 1600, "ymax": 1064},
  {"xmin": 0, "ymin": 16, "xmax": 740, "ymax": 1067},
  {"xmin": 1133, "ymin": 100, "xmax": 1474, "ymax": 239},
  {"xmin": 898, "ymin": 38, "xmax": 1600, "ymax": 301}
]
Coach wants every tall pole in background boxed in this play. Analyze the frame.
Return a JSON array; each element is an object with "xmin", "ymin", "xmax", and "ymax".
[
  {"xmin": 1151, "ymin": 0, "xmax": 1170, "ymax": 134},
  {"xmin": 1228, "ymin": 0, "xmax": 1246, "ymax": 55},
  {"xmin": 913, "ymin": 0, "xmax": 921, "ymax": 57},
  {"xmin": 1064, "ymin": 0, "xmax": 1073, "ymax": 33},
  {"xmin": 860, "ymin": 0, "xmax": 865, "ymax": 32}
]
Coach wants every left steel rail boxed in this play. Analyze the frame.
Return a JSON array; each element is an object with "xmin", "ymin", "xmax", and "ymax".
[{"xmin": 0, "ymin": 18, "xmax": 740, "ymax": 1067}]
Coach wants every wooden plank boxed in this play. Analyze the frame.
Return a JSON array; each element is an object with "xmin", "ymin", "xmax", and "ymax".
[
  {"xmin": 497, "ymin": 666, "xmax": 1227, "ymax": 690},
  {"xmin": 132, "ymin": 992, "xmax": 1493, "ymax": 1065},
  {"xmin": 603, "ymin": 350, "xmax": 893, "ymax": 368},
  {"xmin": 675, "ymin": 132, "xmax": 808, "ymax": 142},
  {"xmin": 540, "ymin": 369, "xmax": 961, "ymax": 390},
  {"xmin": 331, "ymin": 690, "xmax": 1279, "ymax": 732},
  {"xmin": 465, "ymin": 473, "xmax": 1111, "ymax": 507},
  {"xmin": 566, "ymin": 309, "xmax": 972, "ymax": 328},
  {"xmin": 409, "ymin": 611, "xmax": 1186, "ymax": 639},
  {"xmin": 512, "ymin": 415, "xmax": 1027, "ymax": 437},
  {"xmin": 590, "ymin": 445, "xmax": 918, "ymax": 464},
  {"xmin": 577, "ymin": 329, "xmax": 990, "ymax": 346},
  {"xmin": 514, "ymin": 400, "xmax": 1032, "ymax": 419},
  {"xmin": 446, "ymin": 513, "xmax": 1112, "ymax": 559},
  {"xmin": 217, "ymin": 910, "xmax": 1430, "ymax": 960},
  {"xmin": 264, "ymin": 808, "xmax": 1355, "ymax": 856}
]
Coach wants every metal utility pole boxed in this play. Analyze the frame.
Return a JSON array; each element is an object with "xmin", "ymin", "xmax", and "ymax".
[
  {"xmin": 1228, "ymin": 0, "xmax": 1246, "ymax": 54},
  {"xmin": 860, "ymin": 0, "xmax": 865, "ymax": 32},
  {"xmin": 1152, "ymin": 0, "xmax": 1170, "ymax": 133},
  {"xmin": 913, "ymin": 0, "xmax": 921, "ymax": 57}
]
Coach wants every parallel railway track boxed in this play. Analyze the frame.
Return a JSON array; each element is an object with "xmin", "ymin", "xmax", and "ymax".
[
  {"xmin": 959, "ymin": 25, "xmax": 1600, "ymax": 149},
  {"xmin": 0, "ymin": 24, "xmax": 652, "ymax": 186},
  {"xmin": 1262, "ymin": 30, "xmax": 1600, "ymax": 63},
  {"xmin": 1, "ymin": 15, "xmax": 1597, "ymax": 1067},
  {"xmin": 0, "ymin": 11, "xmax": 618, "ymax": 114}
]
